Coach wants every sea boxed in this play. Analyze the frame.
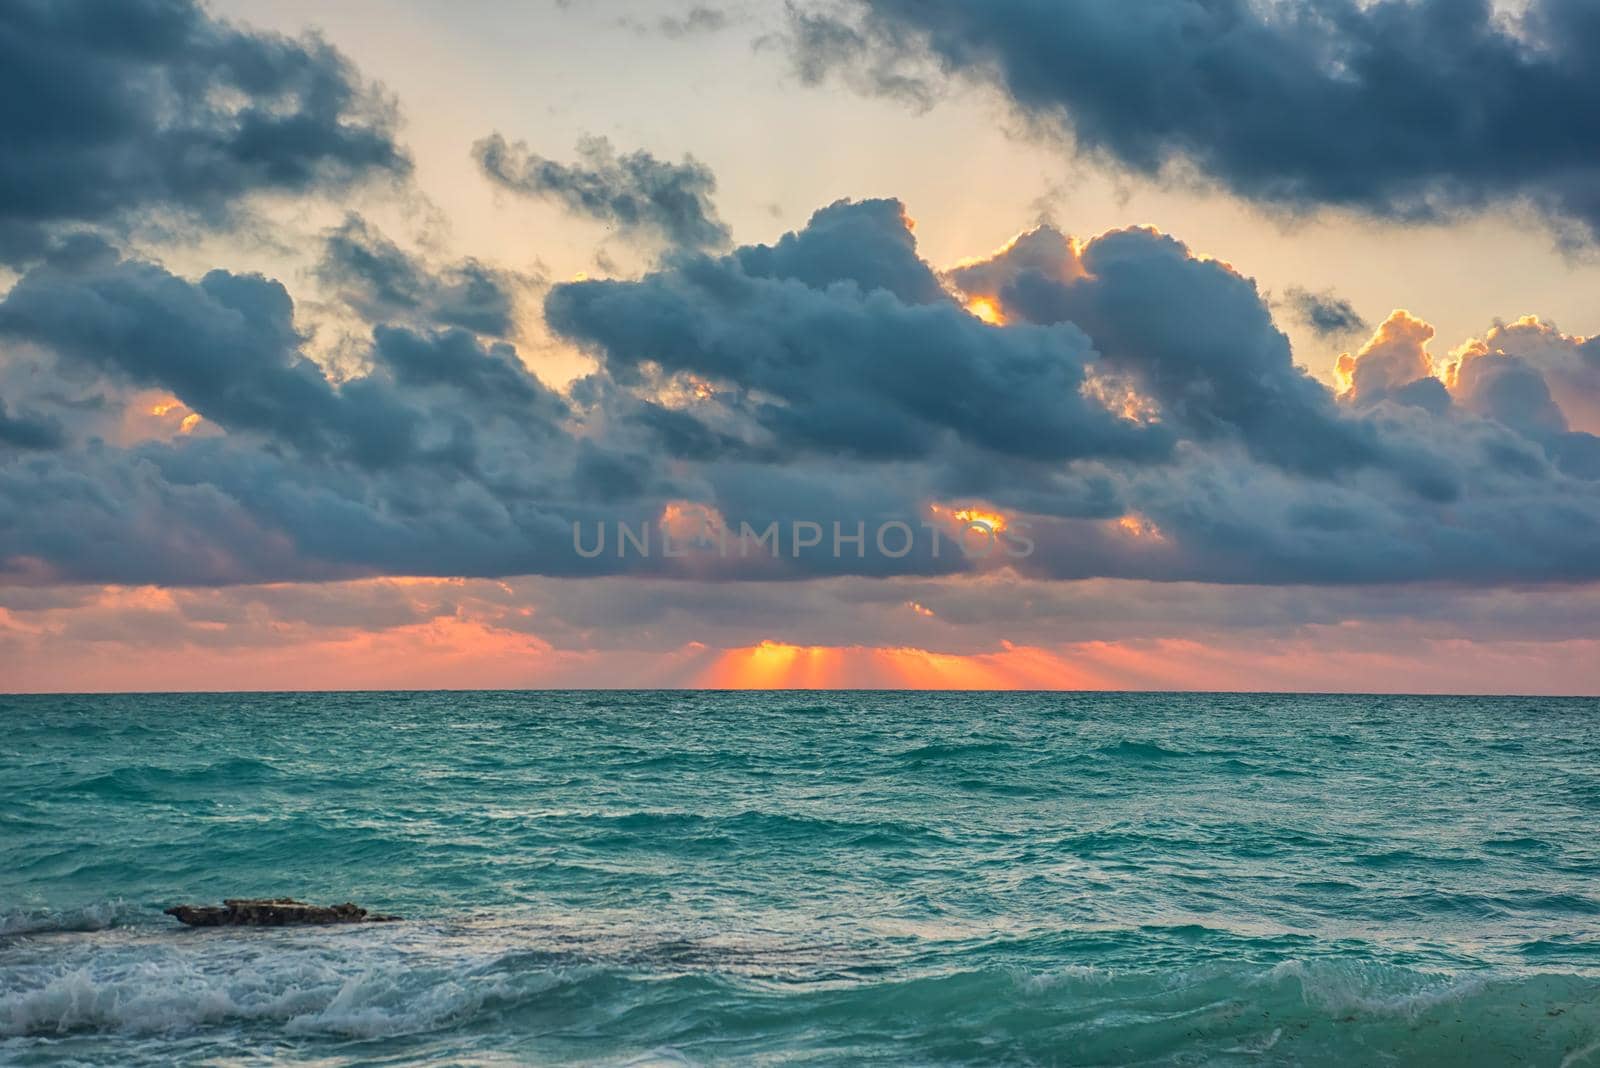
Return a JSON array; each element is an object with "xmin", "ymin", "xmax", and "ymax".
[{"xmin": 3, "ymin": 691, "xmax": 1599, "ymax": 1066}]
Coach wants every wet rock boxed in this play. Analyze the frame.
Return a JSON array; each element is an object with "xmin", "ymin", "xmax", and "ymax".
[{"xmin": 164, "ymin": 898, "xmax": 401, "ymax": 927}]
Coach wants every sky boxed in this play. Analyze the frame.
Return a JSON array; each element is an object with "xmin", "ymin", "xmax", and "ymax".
[{"xmin": 3, "ymin": 0, "xmax": 1600, "ymax": 693}]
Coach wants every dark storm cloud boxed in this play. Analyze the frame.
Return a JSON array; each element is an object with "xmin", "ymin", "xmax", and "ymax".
[
  {"xmin": 0, "ymin": 0, "xmax": 409, "ymax": 262},
  {"xmin": 547, "ymin": 200, "xmax": 1172, "ymax": 464},
  {"xmin": 0, "ymin": 233, "xmax": 963, "ymax": 585},
  {"xmin": 538, "ymin": 202, "xmax": 1597, "ymax": 587},
  {"xmin": 0, "ymin": 252, "xmax": 420, "ymax": 467},
  {"xmin": 975, "ymin": 225, "xmax": 1398, "ymax": 480},
  {"xmin": 624, "ymin": 401, "xmax": 767, "ymax": 463},
  {"xmin": 371, "ymin": 326, "xmax": 565, "ymax": 418},
  {"xmin": 1285, "ymin": 288, "xmax": 1367, "ymax": 339},
  {"xmin": 0, "ymin": 439, "xmax": 583, "ymax": 586},
  {"xmin": 2, "ymin": 189, "xmax": 1599, "ymax": 590},
  {"xmin": 473, "ymin": 134, "xmax": 732, "ymax": 251},
  {"xmin": 0, "ymin": 399, "xmax": 64, "ymax": 451},
  {"xmin": 791, "ymin": 0, "xmax": 1600, "ymax": 242},
  {"xmin": 316, "ymin": 215, "xmax": 528, "ymax": 338}
]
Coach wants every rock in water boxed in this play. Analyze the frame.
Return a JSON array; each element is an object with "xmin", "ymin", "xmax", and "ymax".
[{"xmin": 164, "ymin": 898, "xmax": 401, "ymax": 927}]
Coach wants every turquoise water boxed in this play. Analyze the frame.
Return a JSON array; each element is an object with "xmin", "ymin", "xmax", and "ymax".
[{"xmin": 3, "ymin": 691, "xmax": 1600, "ymax": 1066}]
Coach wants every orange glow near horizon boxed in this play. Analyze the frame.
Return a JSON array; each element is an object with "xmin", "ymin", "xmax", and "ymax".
[
  {"xmin": 696, "ymin": 641, "xmax": 1112, "ymax": 690},
  {"xmin": 702, "ymin": 641, "xmax": 847, "ymax": 689},
  {"xmin": 8, "ymin": 582, "xmax": 1600, "ymax": 695}
]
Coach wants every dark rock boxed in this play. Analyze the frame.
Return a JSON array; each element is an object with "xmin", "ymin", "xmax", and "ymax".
[{"xmin": 164, "ymin": 898, "xmax": 401, "ymax": 927}]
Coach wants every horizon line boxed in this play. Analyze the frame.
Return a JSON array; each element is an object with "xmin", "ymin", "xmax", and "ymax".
[{"xmin": 6, "ymin": 687, "xmax": 1598, "ymax": 700}]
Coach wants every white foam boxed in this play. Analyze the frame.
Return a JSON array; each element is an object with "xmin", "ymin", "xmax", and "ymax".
[
  {"xmin": 0, "ymin": 901, "xmax": 133, "ymax": 937},
  {"xmin": 1263, "ymin": 958, "xmax": 1487, "ymax": 1019},
  {"xmin": 0, "ymin": 930, "xmax": 526, "ymax": 1039}
]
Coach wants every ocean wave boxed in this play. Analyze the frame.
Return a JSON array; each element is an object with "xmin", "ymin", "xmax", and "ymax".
[
  {"xmin": 0, "ymin": 937, "xmax": 531, "ymax": 1040},
  {"xmin": 892, "ymin": 740, "xmax": 1017, "ymax": 763},
  {"xmin": 0, "ymin": 901, "xmax": 135, "ymax": 937},
  {"xmin": 1091, "ymin": 739, "xmax": 1201, "ymax": 762},
  {"xmin": 69, "ymin": 758, "xmax": 286, "ymax": 800},
  {"xmin": 573, "ymin": 808, "xmax": 953, "ymax": 850},
  {"xmin": 6, "ymin": 933, "xmax": 1598, "ymax": 1066}
]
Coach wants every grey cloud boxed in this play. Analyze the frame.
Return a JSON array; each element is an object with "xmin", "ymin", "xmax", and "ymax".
[
  {"xmin": 1456, "ymin": 353, "xmax": 1569, "ymax": 437},
  {"xmin": 947, "ymin": 227, "xmax": 1076, "ymax": 299},
  {"xmin": 989, "ymin": 225, "xmax": 1398, "ymax": 480},
  {"xmin": 474, "ymin": 134, "xmax": 731, "ymax": 251},
  {"xmin": 787, "ymin": 6, "xmax": 939, "ymax": 110},
  {"xmin": 0, "ymin": 399, "xmax": 65, "ymax": 451},
  {"xmin": 735, "ymin": 198, "xmax": 947, "ymax": 304},
  {"xmin": 791, "ymin": 0, "xmax": 1600, "ymax": 243},
  {"xmin": 316, "ymin": 214, "xmax": 529, "ymax": 338},
  {"xmin": 547, "ymin": 201, "xmax": 1172, "ymax": 465},
  {"xmin": 0, "ymin": 0, "xmax": 409, "ymax": 262},
  {"xmin": 3, "ymin": 195, "xmax": 1600, "ymax": 592},
  {"xmin": 371, "ymin": 326, "xmax": 566, "ymax": 420},
  {"xmin": 0, "ymin": 252, "xmax": 420, "ymax": 467},
  {"xmin": 1285, "ymin": 287, "xmax": 1367, "ymax": 339}
]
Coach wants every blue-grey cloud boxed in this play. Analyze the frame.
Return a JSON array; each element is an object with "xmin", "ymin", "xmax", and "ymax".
[
  {"xmin": 1457, "ymin": 353, "xmax": 1569, "ymax": 437},
  {"xmin": 736, "ymin": 198, "xmax": 946, "ymax": 305},
  {"xmin": 316, "ymin": 215, "xmax": 529, "ymax": 338},
  {"xmin": 474, "ymin": 134, "xmax": 731, "ymax": 251},
  {"xmin": 0, "ymin": 0, "xmax": 409, "ymax": 263},
  {"xmin": 1286, "ymin": 287, "xmax": 1368, "ymax": 339},
  {"xmin": 547, "ymin": 200, "xmax": 1172, "ymax": 464},
  {"xmin": 0, "ymin": 399, "xmax": 64, "ymax": 451},
  {"xmin": 0, "ymin": 250, "xmax": 419, "ymax": 467},
  {"xmin": 2, "ymin": 198, "xmax": 1599, "ymax": 591},
  {"xmin": 371, "ymin": 325, "xmax": 566, "ymax": 421},
  {"xmin": 792, "ymin": 0, "xmax": 1600, "ymax": 242},
  {"xmin": 963, "ymin": 225, "xmax": 1401, "ymax": 481}
]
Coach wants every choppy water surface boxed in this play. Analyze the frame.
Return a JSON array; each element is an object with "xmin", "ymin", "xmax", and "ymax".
[{"xmin": 3, "ymin": 691, "xmax": 1599, "ymax": 1065}]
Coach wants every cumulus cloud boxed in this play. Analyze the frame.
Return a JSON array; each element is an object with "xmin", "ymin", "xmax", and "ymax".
[
  {"xmin": 1335, "ymin": 310, "xmax": 1451, "ymax": 413},
  {"xmin": 547, "ymin": 199, "xmax": 1171, "ymax": 464},
  {"xmin": 963, "ymin": 224, "xmax": 1394, "ymax": 479},
  {"xmin": 316, "ymin": 215, "xmax": 530, "ymax": 338},
  {"xmin": 0, "ymin": 249, "xmax": 421, "ymax": 467},
  {"xmin": 0, "ymin": 0, "xmax": 409, "ymax": 262},
  {"xmin": 474, "ymin": 134, "xmax": 732, "ymax": 250},
  {"xmin": 1450, "ymin": 317, "xmax": 1600, "ymax": 435},
  {"xmin": 2, "ymin": 192, "xmax": 1599, "ymax": 591},
  {"xmin": 789, "ymin": 0, "xmax": 1600, "ymax": 242}
]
